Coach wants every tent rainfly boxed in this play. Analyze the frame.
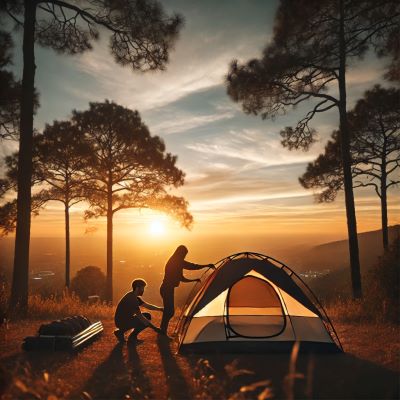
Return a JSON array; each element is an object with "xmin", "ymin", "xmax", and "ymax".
[{"xmin": 176, "ymin": 252, "xmax": 342, "ymax": 353}]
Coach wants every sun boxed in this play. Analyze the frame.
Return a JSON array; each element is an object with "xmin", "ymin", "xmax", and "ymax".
[{"xmin": 149, "ymin": 219, "xmax": 166, "ymax": 236}]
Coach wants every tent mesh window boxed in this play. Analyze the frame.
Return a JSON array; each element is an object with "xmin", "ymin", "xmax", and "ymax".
[{"xmin": 225, "ymin": 276, "xmax": 285, "ymax": 338}]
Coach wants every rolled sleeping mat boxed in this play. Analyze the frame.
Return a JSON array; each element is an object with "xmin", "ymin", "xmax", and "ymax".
[{"xmin": 24, "ymin": 315, "xmax": 102, "ymax": 351}]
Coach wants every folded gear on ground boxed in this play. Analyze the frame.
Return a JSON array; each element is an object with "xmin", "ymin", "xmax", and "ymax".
[{"xmin": 22, "ymin": 315, "xmax": 103, "ymax": 351}]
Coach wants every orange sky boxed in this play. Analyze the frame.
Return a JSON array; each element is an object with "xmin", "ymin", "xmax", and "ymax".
[{"xmin": 1, "ymin": 1, "xmax": 399, "ymax": 264}]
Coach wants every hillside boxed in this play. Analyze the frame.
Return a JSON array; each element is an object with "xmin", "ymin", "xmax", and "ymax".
[
  {"xmin": 294, "ymin": 225, "xmax": 400, "ymax": 273},
  {"xmin": 301, "ymin": 225, "xmax": 400, "ymax": 300}
]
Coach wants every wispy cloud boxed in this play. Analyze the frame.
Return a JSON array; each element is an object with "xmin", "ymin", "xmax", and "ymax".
[
  {"xmin": 70, "ymin": 3, "xmax": 272, "ymax": 113},
  {"xmin": 186, "ymin": 128, "xmax": 317, "ymax": 167},
  {"xmin": 150, "ymin": 110, "xmax": 234, "ymax": 135}
]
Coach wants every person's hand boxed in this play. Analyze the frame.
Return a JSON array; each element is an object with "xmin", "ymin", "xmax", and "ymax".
[{"xmin": 153, "ymin": 326, "xmax": 162, "ymax": 333}]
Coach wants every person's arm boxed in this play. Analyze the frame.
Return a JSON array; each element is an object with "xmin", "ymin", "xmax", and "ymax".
[
  {"xmin": 183, "ymin": 261, "xmax": 215, "ymax": 271},
  {"xmin": 133, "ymin": 308, "xmax": 162, "ymax": 332},
  {"xmin": 141, "ymin": 300, "xmax": 163, "ymax": 312}
]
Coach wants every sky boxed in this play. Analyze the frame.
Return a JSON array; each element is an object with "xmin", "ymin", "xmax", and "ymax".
[{"xmin": 1, "ymin": 0, "xmax": 399, "ymax": 261}]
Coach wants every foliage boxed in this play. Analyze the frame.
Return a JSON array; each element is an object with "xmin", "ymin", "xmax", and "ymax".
[
  {"xmin": 0, "ymin": 30, "xmax": 20, "ymax": 139},
  {"xmin": 299, "ymin": 131, "xmax": 342, "ymax": 203},
  {"xmin": 300, "ymin": 85, "xmax": 400, "ymax": 202},
  {"xmin": 327, "ymin": 236, "xmax": 400, "ymax": 324},
  {"xmin": 376, "ymin": 21, "xmax": 400, "ymax": 82},
  {"xmin": 1, "ymin": 0, "xmax": 183, "ymax": 71},
  {"xmin": 226, "ymin": 0, "xmax": 400, "ymax": 298},
  {"xmin": 70, "ymin": 266, "xmax": 106, "ymax": 301},
  {"xmin": 34, "ymin": 121, "xmax": 90, "ymax": 206},
  {"xmin": 227, "ymin": 0, "xmax": 399, "ymax": 150},
  {"xmin": 35, "ymin": 121, "xmax": 92, "ymax": 286},
  {"xmin": 0, "ymin": 197, "xmax": 46, "ymax": 236},
  {"xmin": 299, "ymin": 85, "xmax": 400, "ymax": 249},
  {"xmin": 74, "ymin": 100, "xmax": 192, "ymax": 227},
  {"xmin": 0, "ymin": 201, "xmax": 17, "ymax": 236},
  {"xmin": 0, "ymin": 150, "xmax": 48, "ymax": 236},
  {"xmin": 73, "ymin": 100, "xmax": 192, "ymax": 302},
  {"xmin": 364, "ymin": 236, "xmax": 400, "ymax": 323},
  {"xmin": 0, "ymin": 0, "xmax": 183, "ymax": 312}
]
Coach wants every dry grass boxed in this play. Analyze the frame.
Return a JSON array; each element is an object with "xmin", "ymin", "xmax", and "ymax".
[
  {"xmin": 325, "ymin": 298, "xmax": 366, "ymax": 324},
  {"xmin": 326, "ymin": 299, "xmax": 399, "ymax": 372},
  {"xmin": 0, "ymin": 297, "xmax": 399, "ymax": 400},
  {"xmin": 9, "ymin": 292, "xmax": 114, "ymax": 322},
  {"xmin": 334, "ymin": 321, "xmax": 400, "ymax": 372},
  {"xmin": 325, "ymin": 295, "xmax": 399, "ymax": 325},
  {"xmin": 1, "ymin": 318, "xmax": 399, "ymax": 399}
]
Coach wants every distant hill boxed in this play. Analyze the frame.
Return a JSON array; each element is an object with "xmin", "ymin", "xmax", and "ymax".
[
  {"xmin": 300, "ymin": 225, "xmax": 400, "ymax": 300},
  {"xmin": 295, "ymin": 225, "xmax": 400, "ymax": 272}
]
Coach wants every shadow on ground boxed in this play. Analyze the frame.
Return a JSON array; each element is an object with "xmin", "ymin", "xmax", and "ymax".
[
  {"xmin": 157, "ymin": 335, "xmax": 191, "ymax": 399},
  {"xmin": 79, "ymin": 341, "xmax": 399, "ymax": 399},
  {"xmin": 1, "ymin": 351, "xmax": 72, "ymax": 377},
  {"xmin": 184, "ymin": 350, "xmax": 399, "ymax": 400},
  {"xmin": 80, "ymin": 342, "xmax": 159, "ymax": 399}
]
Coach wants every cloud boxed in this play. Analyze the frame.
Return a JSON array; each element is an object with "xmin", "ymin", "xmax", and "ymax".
[
  {"xmin": 68, "ymin": 0, "xmax": 273, "ymax": 114},
  {"xmin": 72, "ymin": 37, "xmax": 263, "ymax": 113},
  {"xmin": 150, "ymin": 110, "xmax": 234, "ymax": 135},
  {"xmin": 0, "ymin": 140, "xmax": 18, "ymax": 162},
  {"xmin": 185, "ymin": 128, "xmax": 317, "ymax": 167}
]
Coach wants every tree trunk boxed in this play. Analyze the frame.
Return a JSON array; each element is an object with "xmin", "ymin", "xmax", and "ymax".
[
  {"xmin": 10, "ymin": 0, "xmax": 37, "ymax": 313},
  {"xmin": 380, "ymin": 187, "xmax": 388, "ymax": 251},
  {"xmin": 106, "ymin": 182, "xmax": 113, "ymax": 303},
  {"xmin": 381, "ymin": 155, "xmax": 388, "ymax": 251},
  {"xmin": 338, "ymin": 0, "xmax": 362, "ymax": 299},
  {"xmin": 65, "ymin": 203, "xmax": 71, "ymax": 288}
]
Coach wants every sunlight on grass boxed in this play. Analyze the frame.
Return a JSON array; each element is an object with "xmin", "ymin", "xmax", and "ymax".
[{"xmin": 26, "ymin": 291, "xmax": 113, "ymax": 321}]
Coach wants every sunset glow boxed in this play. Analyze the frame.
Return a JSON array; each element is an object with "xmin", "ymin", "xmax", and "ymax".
[
  {"xmin": 1, "ymin": 0, "xmax": 399, "ymax": 264},
  {"xmin": 148, "ymin": 219, "xmax": 166, "ymax": 236}
]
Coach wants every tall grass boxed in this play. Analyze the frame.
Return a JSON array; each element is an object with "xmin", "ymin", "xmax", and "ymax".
[
  {"xmin": 325, "ymin": 298, "xmax": 365, "ymax": 323},
  {"xmin": 25, "ymin": 291, "xmax": 113, "ymax": 321}
]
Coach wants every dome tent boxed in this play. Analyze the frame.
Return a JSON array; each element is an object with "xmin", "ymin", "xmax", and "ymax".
[{"xmin": 176, "ymin": 252, "xmax": 342, "ymax": 353}]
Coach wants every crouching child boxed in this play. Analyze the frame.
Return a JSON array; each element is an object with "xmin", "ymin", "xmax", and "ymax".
[{"xmin": 114, "ymin": 278, "xmax": 164, "ymax": 344}]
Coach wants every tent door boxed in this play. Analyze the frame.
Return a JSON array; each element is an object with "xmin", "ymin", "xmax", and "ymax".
[{"xmin": 224, "ymin": 275, "xmax": 286, "ymax": 339}]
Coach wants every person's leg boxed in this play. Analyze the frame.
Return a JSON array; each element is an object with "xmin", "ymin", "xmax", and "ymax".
[
  {"xmin": 127, "ymin": 313, "xmax": 151, "ymax": 342},
  {"xmin": 114, "ymin": 328, "xmax": 125, "ymax": 342},
  {"xmin": 160, "ymin": 286, "xmax": 175, "ymax": 334},
  {"xmin": 114, "ymin": 315, "xmax": 143, "ymax": 342},
  {"xmin": 114, "ymin": 317, "xmax": 128, "ymax": 342}
]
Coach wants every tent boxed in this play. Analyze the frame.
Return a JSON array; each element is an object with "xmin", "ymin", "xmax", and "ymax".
[{"xmin": 176, "ymin": 252, "xmax": 342, "ymax": 352}]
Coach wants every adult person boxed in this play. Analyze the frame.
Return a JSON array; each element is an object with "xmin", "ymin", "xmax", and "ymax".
[
  {"xmin": 160, "ymin": 245, "xmax": 215, "ymax": 334},
  {"xmin": 114, "ymin": 278, "xmax": 164, "ymax": 344}
]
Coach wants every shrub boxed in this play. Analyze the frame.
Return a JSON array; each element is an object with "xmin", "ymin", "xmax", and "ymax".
[
  {"xmin": 327, "ymin": 236, "xmax": 400, "ymax": 324},
  {"xmin": 0, "ymin": 270, "xmax": 10, "ymax": 324},
  {"xmin": 364, "ymin": 236, "xmax": 399, "ymax": 323},
  {"xmin": 70, "ymin": 266, "xmax": 106, "ymax": 301}
]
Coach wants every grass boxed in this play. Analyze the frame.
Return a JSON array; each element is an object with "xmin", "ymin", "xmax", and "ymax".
[
  {"xmin": 0, "ymin": 296, "xmax": 399, "ymax": 399},
  {"xmin": 325, "ymin": 298, "xmax": 367, "ymax": 324},
  {"xmin": 325, "ymin": 298, "xmax": 399, "ymax": 373},
  {"xmin": 26, "ymin": 292, "xmax": 113, "ymax": 321},
  {"xmin": 325, "ymin": 295, "xmax": 398, "ymax": 323}
]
